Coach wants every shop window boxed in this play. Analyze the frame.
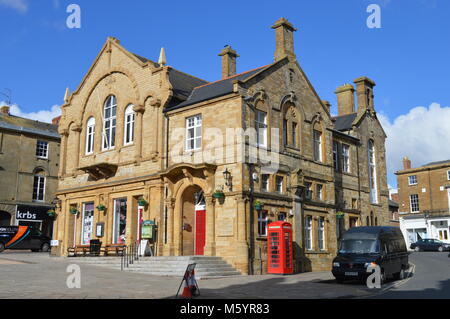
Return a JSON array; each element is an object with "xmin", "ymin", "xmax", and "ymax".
[
  {"xmin": 113, "ymin": 198, "xmax": 127, "ymax": 244},
  {"xmin": 81, "ymin": 203, "xmax": 94, "ymax": 245}
]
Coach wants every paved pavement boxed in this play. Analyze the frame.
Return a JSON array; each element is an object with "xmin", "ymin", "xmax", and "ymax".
[
  {"xmin": 0, "ymin": 251, "xmax": 414, "ymax": 299},
  {"xmin": 373, "ymin": 251, "xmax": 450, "ymax": 299}
]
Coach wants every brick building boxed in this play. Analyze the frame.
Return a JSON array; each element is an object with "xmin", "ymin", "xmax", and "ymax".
[
  {"xmin": 52, "ymin": 18, "xmax": 389, "ymax": 273},
  {"xmin": 0, "ymin": 105, "xmax": 60, "ymax": 237},
  {"xmin": 396, "ymin": 157, "xmax": 450, "ymax": 247}
]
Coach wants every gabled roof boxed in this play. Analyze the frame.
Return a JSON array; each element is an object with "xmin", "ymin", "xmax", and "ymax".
[
  {"xmin": 0, "ymin": 113, "xmax": 60, "ymax": 139},
  {"xmin": 332, "ymin": 113, "xmax": 357, "ymax": 131},
  {"xmin": 165, "ymin": 64, "xmax": 273, "ymax": 112}
]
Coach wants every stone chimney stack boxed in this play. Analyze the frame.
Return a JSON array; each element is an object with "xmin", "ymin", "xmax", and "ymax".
[
  {"xmin": 353, "ymin": 76, "xmax": 376, "ymax": 112},
  {"xmin": 271, "ymin": 17, "xmax": 297, "ymax": 61},
  {"xmin": 403, "ymin": 157, "xmax": 412, "ymax": 170},
  {"xmin": 218, "ymin": 46, "xmax": 239, "ymax": 79},
  {"xmin": 335, "ymin": 84, "xmax": 355, "ymax": 116},
  {"xmin": 0, "ymin": 105, "xmax": 10, "ymax": 115}
]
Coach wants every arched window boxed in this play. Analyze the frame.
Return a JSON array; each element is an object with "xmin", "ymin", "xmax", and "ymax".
[
  {"xmin": 124, "ymin": 104, "xmax": 135, "ymax": 146},
  {"xmin": 283, "ymin": 105, "xmax": 299, "ymax": 149},
  {"xmin": 32, "ymin": 169, "xmax": 46, "ymax": 202},
  {"xmin": 102, "ymin": 96, "xmax": 117, "ymax": 150},
  {"xmin": 313, "ymin": 122, "xmax": 323, "ymax": 162},
  {"xmin": 368, "ymin": 140, "xmax": 378, "ymax": 203},
  {"xmin": 85, "ymin": 117, "xmax": 95, "ymax": 155}
]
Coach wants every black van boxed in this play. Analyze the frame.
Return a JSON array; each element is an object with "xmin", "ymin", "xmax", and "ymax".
[
  {"xmin": 332, "ymin": 226, "xmax": 409, "ymax": 284},
  {"xmin": 0, "ymin": 226, "xmax": 51, "ymax": 253}
]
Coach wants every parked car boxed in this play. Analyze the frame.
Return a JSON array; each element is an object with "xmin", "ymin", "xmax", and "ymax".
[
  {"xmin": 332, "ymin": 226, "xmax": 409, "ymax": 284},
  {"xmin": 410, "ymin": 239, "xmax": 450, "ymax": 252},
  {"xmin": 0, "ymin": 226, "xmax": 51, "ymax": 253}
]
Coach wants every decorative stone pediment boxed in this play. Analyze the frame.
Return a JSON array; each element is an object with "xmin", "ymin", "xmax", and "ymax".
[{"xmin": 79, "ymin": 163, "xmax": 118, "ymax": 181}]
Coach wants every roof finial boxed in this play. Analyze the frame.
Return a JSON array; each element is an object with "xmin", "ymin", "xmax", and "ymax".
[
  {"xmin": 64, "ymin": 88, "xmax": 70, "ymax": 103},
  {"xmin": 158, "ymin": 47, "xmax": 167, "ymax": 66}
]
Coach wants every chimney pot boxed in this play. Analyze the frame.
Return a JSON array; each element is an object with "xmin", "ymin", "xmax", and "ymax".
[{"xmin": 218, "ymin": 45, "xmax": 239, "ymax": 79}]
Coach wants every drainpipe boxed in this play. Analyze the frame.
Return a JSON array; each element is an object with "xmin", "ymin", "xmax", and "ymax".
[{"xmin": 248, "ymin": 163, "xmax": 255, "ymax": 275}]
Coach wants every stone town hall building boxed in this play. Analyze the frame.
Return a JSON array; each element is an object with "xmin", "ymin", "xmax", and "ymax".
[{"xmin": 52, "ymin": 18, "xmax": 389, "ymax": 274}]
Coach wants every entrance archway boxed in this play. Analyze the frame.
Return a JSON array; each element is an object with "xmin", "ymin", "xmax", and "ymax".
[
  {"xmin": 181, "ymin": 185, "xmax": 206, "ymax": 256},
  {"xmin": 0, "ymin": 211, "xmax": 11, "ymax": 226}
]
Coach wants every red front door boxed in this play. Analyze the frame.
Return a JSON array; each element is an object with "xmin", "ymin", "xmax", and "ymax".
[{"xmin": 195, "ymin": 208, "xmax": 206, "ymax": 255}]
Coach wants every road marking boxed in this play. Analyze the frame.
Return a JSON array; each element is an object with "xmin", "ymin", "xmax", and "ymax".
[{"xmin": 357, "ymin": 263, "xmax": 416, "ymax": 299}]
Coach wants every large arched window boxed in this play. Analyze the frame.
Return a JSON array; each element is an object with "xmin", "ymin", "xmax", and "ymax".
[
  {"xmin": 102, "ymin": 95, "xmax": 117, "ymax": 150},
  {"xmin": 32, "ymin": 169, "xmax": 46, "ymax": 202},
  {"xmin": 368, "ymin": 140, "xmax": 378, "ymax": 203},
  {"xmin": 85, "ymin": 117, "xmax": 95, "ymax": 155},
  {"xmin": 124, "ymin": 104, "xmax": 135, "ymax": 146}
]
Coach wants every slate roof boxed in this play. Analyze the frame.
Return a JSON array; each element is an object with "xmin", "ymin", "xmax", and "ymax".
[
  {"xmin": 168, "ymin": 68, "xmax": 208, "ymax": 101},
  {"xmin": 165, "ymin": 65, "xmax": 272, "ymax": 112},
  {"xmin": 0, "ymin": 113, "xmax": 60, "ymax": 139},
  {"xmin": 421, "ymin": 159, "xmax": 450, "ymax": 167},
  {"xmin": 332, "ymin": 113, "xmax": 357, "ymax": 131}
]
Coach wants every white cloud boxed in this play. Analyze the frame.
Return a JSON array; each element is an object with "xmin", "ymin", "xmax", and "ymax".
[
  {"xmin": 380, "ymin": 102, "xmax": 450, "ymax": 180},
  {"xmin": 0, "ymin": 0, "xmax": 28, "ymax": 13},
  {"xmin": 0, "ymin": 101, "xmax": 61, "ymax": 124}
]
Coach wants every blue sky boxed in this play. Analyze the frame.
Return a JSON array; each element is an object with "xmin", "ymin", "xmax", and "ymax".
[{"xmin": 1, "ymin": 0, "xmax": 449, "ymax": 189}]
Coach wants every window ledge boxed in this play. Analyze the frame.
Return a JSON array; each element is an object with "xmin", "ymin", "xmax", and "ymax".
[
  {"xmin": 305, "ymin": 250, "xmax": 329, "ymax": 255},
  {"xmin": 256, "ymin": 236, "xmax": 268, "ymax": 241}
]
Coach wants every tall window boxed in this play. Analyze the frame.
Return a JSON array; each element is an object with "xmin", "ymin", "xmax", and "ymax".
[
  {"xmin": 81, "ymin": 203, "xmax": 94, "ymax": 245},
  {"xmin": 85, "ymin": 117, "xmax": 95, "ymax": 155},
  {"xmin": 368, "ymin": 140, "xmax": 378, "ymax": 203},
  {"xmin": 283, "ymin": 119, "xmax": 288, "ymax": 146},
  {"xmin": 258, "ymin": 211, "xmax": 268, "ymax": 237},
  {"xmin": 292, "ymin": 122, "xmax": 297, "ymax": 148},
  {"xmin": 305, "ymin": 182, "xmax": 312, "ymax": 200},
  {"xmin": 447, "ymin": 170, "xmax": 450, "ymax": 181},
  {"xmin": 261, "ymin": 174, "xmax": 269, "ymax": 192},
  {"xmin": 318, "ymin": 217, "xmax": 325, "ymax": 251},
  {"xmin": 316, "ymin": 184, "xmax": 323, "ymax": 201},
  {"xmin": 305, "ymin": 216, "xmax": 313, "ymax": 250},
  {"xmin": 124, "ymin": 104, "xmax": 135, "ymax": 146},
  {"xmin": 36, "ymin": 141, "xmax": 49, "ymax": 158},
  {"xmin": 408, "ymin": 175, "xmax": 417, "ymax": 185},
  {"xmin": 410, "ymin": 194, "xmax": 420, "ymax": 213},
  {"xmin": 342, "ymin": 144, "xmax": 350, "ymax": 173},
  {"xmin": 333, "ymin": 141, "xmax": 339, "ymax": 171},
  {"xmin": 32, "ymin": 169, "xmax": 46, "ymax": 202},
  {"xmin": 275, "ymin": 176, "xmax": 283, "ymax": 193},
  {"xmin": 186, "ymin": 115, "xmax": 202, "ymax": 151},
  {"xmin": 102, "ymin": 95, "xmax": 117, "ymax": 150},
  {"xmin": 256, "ymin": 110, "xmax": 267, "ymax": 147},
  {"xmin": 313, "ymin": 130, "xmax": 322, "ymax": 162}
]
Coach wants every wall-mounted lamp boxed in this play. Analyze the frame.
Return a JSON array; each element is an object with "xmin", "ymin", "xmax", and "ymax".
[
  {"xmin": 52, "ymin": 197, "xmax": 62, "ymax": 209},
  {"xmin": 223, "ymin": 168, "xmax": 232, "ymax": 190}
]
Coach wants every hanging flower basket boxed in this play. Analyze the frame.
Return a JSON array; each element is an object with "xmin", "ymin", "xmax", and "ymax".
[
  {"xmin": 47, "ymin": 210, "xmax": 56, "ymax": 218},
  {"xmin": 254, "ymin": 200, "xmax": 264, "ymax": 211},
  {"xmin": 96, "ymin": 204, "xmax": 106, "ymax": 212},
  {"xmin": 336, "ymin": 211, "xmax": 345, "ymax": 219},
  {"xmin": 69, "ymin": 207, "xmax": 79, "ymax": 215},
  {"xmin": 212, "ymin": 190, "xmax": 225, "ymax": 199},
  {"xmin": 137, "ymin": 198, "xmax": 148, "ymax": 207}
]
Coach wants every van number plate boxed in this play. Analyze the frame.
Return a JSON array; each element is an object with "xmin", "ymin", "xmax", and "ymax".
[{"xmin": 345, "ymin": 272, "xmax": 358, "ymax": 276}]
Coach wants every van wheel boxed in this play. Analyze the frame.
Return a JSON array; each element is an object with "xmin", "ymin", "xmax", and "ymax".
[
  {"xmin": 41, "ymin": 243, "xmax": 50, "ymax": 252},
  {"xmin": 394, "ymin": 268, "xmax": 406, "ymax": 281},
  {"xmin": 438, "ymin": 246, "xmax": 444, "ymax": 252},
  {"xmin": 0, "ymin": 242, "xmax": 5, "ymax": 253},
  {"xmin": 415, "ymin": 246, "xmax": 421, "ymax": 252}
]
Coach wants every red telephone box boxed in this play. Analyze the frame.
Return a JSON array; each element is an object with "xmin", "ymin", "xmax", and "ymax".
[{"xmin": 267, "ymin": 221, "xmax": 294, "ymax": 275}]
